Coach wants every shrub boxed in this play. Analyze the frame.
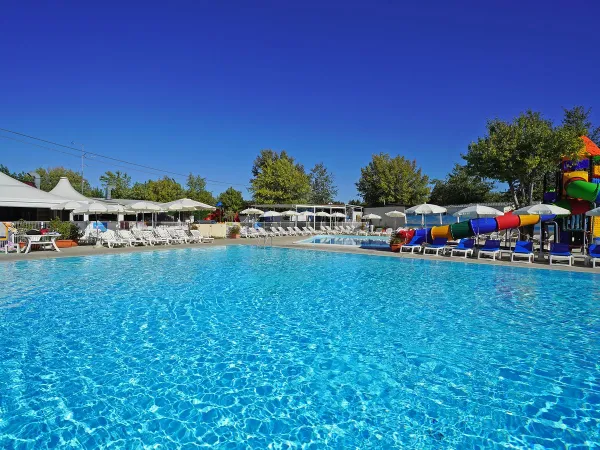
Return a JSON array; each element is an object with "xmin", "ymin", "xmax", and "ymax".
[
  {"xmin": 228, "ymin": 225, "xmax": 241, "ymax": 237},
  {"xmin": 49, "ymin": 218, "xmax": 83, "ymax": 241}
]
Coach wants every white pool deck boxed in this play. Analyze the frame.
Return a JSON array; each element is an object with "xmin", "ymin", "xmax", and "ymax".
[{"xmin": 1, "ymin": 235, "xmax": 598, "ymax": 274}]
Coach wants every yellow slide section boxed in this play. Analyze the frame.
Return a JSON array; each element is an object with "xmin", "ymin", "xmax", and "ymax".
[{"xmin": 593, "ymin": 216, "xmax": 600, "ymax": 238}]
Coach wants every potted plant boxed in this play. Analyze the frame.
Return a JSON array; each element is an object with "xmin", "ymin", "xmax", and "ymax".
[
  {"xmin": 389, "ymin": 231, "xmax": 405, "ymax": 252},
  {"xmin": 49, "ymin": 218, "xmax": 83, "ymax": 248},
  {"xmin": 228, "ymin": 224, "xmax": 241, "ymax": 239}
]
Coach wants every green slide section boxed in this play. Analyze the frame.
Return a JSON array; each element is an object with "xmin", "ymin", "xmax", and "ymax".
[
  {"xmin": 566, "ymin": 180, "xmax": 600, "ymax": 202},
  {"xmin": 449, "ymin": 221, "xmax": 471, "ymax": 239}
]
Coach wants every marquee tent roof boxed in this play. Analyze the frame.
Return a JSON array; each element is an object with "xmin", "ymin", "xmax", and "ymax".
[
  {"xmin": 49, "ymin": 177, "xmax": 92, "ymax": 202},
  {"xmin": 0, "ymin": 172, "xmax": 70, "ymax": 208}
]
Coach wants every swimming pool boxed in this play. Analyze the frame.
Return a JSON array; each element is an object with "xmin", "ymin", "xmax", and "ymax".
[
  {"xmin": 300, "ymin": 234, "xmax": 390, "ymax": 248},
  {"xmin": 1, "ymin": 247, "xmax": 600, "ymax": 448}
]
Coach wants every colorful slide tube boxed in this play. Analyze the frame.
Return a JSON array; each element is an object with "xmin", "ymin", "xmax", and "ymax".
[
  {"xmin": 564, "ymin": 179, "xmax": 600, "ymax": 204},
  {"xmin": 409, "ymin": 178, "xmax": 600, "ymax": 242},
  {"xmin": 413, "ymin": 212, "xmax": 556, "ymax": 242}
]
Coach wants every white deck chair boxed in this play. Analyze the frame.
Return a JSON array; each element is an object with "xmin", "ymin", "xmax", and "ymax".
[
  {"xmin": 155, "ymin": 228, "xmax": 182, "ymax": 244},
  {"xmin": 293, "ymin": 226, "xmax": 306, "ymax": 235},
  {"xmin": 100, "ymin": 230, "xmax": 127, "ymax": 248},
  {"xmin": 190, "ymin": 229, "xmax": 214, "ymax": 243},
  {"xmin": 286, "ymin": 227, "xmax": 297, "ymax": 235},
  {"xmin": 171, "ymin": 228, "xmax": 191, "ymax": 243},
  {"xmin": 145, "ymin": 229, "xmax": 169, "ymax": 245},
  {"xmin": 117, "ymin": 229, "xmax": 147, "ymax": 246},
  {"xmin": 255, "ymin": 228, "xmax": 272, "ymax": 238},
  {"xmin": 245, "ymin": 228, "xmax": 260, "ymax": 238},
  {"xmin": 183, "ymin": 229, "xmax": 200, "ymax": 243},
  {"xmin": 277, "ymin": 227, "xmax": 289, "ymax": 236}
]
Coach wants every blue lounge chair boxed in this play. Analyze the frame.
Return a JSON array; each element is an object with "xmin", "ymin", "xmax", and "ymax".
[
  {"xmin": 477, "ymin": 239, "xmax": 501, "ymax": 261},
  {"xmin": 549, "ymin": 243, "xmax": 573, "ymax": 266},
  {"xmin": 400, "ymin": 235, "xmax": 425, "ymax": 254},
  {"xmin": 510, "ymin": 240, "xmax": 534, "ymax": 263},
  {"xmin": 587, "ymin": 244, "xmax": 600, "ymax": 268},
  {"xmin": 423, "ymin": 237, "xmax": 448, "ymax": 256},
  {"xmin": 450, "ymin": 238, "xmax": 475, "ymax": 258}
]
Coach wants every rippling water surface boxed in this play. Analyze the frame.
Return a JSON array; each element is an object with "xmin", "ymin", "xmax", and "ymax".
[{"xmin": 1, "ymin": 246, "xmax": 600, "ymax": 448}]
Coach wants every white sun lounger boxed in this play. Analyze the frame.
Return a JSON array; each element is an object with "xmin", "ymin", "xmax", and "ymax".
[
  {"xmin": 100, "ymin": 230, "xmax": 127, "ymax": 248},
  {"xmin": 144, "ymin": 229, "xmax": 169, "ymax": 245},
  {"xmin": 190, "ymin": 229, "xmax": 214, "ymax": 243},
  {"xmin": 117, "ymin": 229, "xmax": 147, "ymax": 246}
]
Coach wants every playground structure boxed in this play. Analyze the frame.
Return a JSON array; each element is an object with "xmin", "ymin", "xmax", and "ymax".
[{"xmin": 411, "ymin": 136, "xmax": 600, "ymax": 249}]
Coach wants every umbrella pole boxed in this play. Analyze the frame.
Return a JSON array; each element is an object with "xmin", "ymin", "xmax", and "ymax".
[{"xmin": 539, "ymin": 222, "xmax": 544, "ymax": 259}]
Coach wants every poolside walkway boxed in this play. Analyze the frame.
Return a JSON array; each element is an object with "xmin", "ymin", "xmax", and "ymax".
[{"xmin": 1, "ymin": 235, "xmax": 597, "ymax": 274}]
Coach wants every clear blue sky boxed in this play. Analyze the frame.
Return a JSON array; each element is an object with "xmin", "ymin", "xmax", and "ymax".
[{"xmin": 1, "ymin": 1, "xmax": 599, "ymax": 201}]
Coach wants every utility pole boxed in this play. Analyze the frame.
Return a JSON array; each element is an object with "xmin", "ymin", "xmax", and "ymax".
[{"xmin": 72, "ymin": 141, "xmax": 88, "ymax": 194}]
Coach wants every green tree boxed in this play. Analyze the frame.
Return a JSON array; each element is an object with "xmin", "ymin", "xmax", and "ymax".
[
  {"xmin": 251, "ymin": 149, "xmax": 301, "ymax": 177},
  {"xmin": 34, "ymin": 166, "xmax": 95, "ymax": 196},
  {"xmin": 99, "ymin": 171, "xmax": 132, "ymax": 199},
  {"xmin": 562, "ymin": 105, "xmax": 600, "ymax": 143},
  {"xmin": 217, "ymin": 187, "xmax": 245, "ymax": 221},
  {"xmin": 355, "ymin": 153, "xmax": 430, "ymax": 206},
  {"xmin": 348, "ymin": 199, "xmax": 365, "ymax": 206},
  {"xmin": 464, "ymin": 111, "xmax": 583, "ymax": 207},
  {"xmin": 250, "ymin": 151, "xmax": 311, "ymax": 203},
  {"xmin": 429, "ymin": 164, "xmax": 498, "ymax": 206},
  {"xmin": 130, "ymin": 176, "xmax": 184, "ymax": 203},
  {"xmin": 185, "ymin": 174, "xmax": 215, "ymax": 205},
  {"xmin": 88, "ymin": 186, "xmax": 104, "ymax": 198},
  {"xmin": 309, "ymin": 163, "xmax": 338, "ymax": 204}
]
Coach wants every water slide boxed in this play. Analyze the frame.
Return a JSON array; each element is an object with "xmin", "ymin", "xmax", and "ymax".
[
  {"xmin": 407, "ymin": 175, "xmax": 600, "ymax": 242},
  {"xmin": 412, "ymin": 212, "xmax": 549, "ymax": 242}
]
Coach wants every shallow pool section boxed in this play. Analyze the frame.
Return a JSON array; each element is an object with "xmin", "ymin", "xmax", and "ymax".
[
  {"xmin": 300, "ymin": 234, "xmax": 390, "ymax": 248},
  {"xmin": 2, "ymin": 247, "xmax": 600, "ymax": 448}
]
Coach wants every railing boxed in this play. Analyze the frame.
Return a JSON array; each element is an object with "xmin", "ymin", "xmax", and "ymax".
[
  {"xmin": 6, "ymin": 220, "xmax": 48, "ymax": 232},
  {"xmin": 252, "ymin": 220, "xmax": 365, "ymax": 230}
]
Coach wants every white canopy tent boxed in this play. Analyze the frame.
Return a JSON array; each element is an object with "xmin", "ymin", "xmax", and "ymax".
[
  {"xmin": 49, "ymin": 177, "xmax": 91, "ymax": 202},
  {"xmin": 0, "ymin": 171, "xmax": 70, "ymax": 209}
]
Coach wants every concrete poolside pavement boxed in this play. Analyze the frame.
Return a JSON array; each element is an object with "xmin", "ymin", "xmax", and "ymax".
[{"xmin": 0, "ymin": 235, "xmax": 597, "ymax": 274}]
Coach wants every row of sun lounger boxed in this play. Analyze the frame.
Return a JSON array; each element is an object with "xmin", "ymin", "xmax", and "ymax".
[
  {"xmin": 241, "ymin": 224, "xmax": 388, "ymax": 238},
  {"xmin": 97, "ymin": 228, "xmax": 214, "ymax": 248},
  {"xmin": 399, "ymin": 236, "xmax": 600, "ymax": 267}
]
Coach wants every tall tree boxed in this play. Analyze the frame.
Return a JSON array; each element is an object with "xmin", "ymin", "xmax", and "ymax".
[
  {"xmin": 34, "ymin": 166, "xmax": 95, "ymax": 196},
  {"xmin": 217, "ymin": 187, "xmax": 245, "ymax": 221},
  {"xmin": 99, "ymin": 171, "xmax": 132, "ymax": 199},
  {"xmin": 562, "ymin": 106, "xmax": 600, "ymax": 143},
  {"xmin": 309, "ymin": 163, "xmax": 338, "ymax": 204},
  {"xmin": 429, "ymin": 164, "xmax": 498, "ymax": 206},
  {"xmin": 464, "ymin": 111, "xmax": 583, "ymax": 207},
  {"xmin": 251, "ymin": 149, "xmax": 300, "ymax": 177},
  {"xmin": 88, "ymin": 186, "xmax": 104, "ymax": 198},
  {"xmin": 185, "ymin": 174, "xmax": 215, "ymax": 205},
  {"xmin": 130, "ymin": 176, "xmax": 184, "ymax": 203},
  {"xmin": 250, "ymin": 151, "xmax": 311, "ymax": 203},
  {"xmin": 355, "ymin": 153, "xmax": 430, "ymax": 206}
]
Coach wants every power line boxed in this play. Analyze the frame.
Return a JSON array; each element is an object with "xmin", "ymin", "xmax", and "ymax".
[
  {"xmin": 0, "ymin": 134, "xmax": 179, "ymax": 178},
  {"xmin": 0, "ymin": 127, "xmax": 250, "ymax": 188}
]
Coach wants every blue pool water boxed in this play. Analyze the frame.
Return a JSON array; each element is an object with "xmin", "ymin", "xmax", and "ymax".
[
  {"xmin": 300, "ymin": 234, "xmax": 390, "ymax": 248},
  {"xmin": 1, "ymin": 247, "xmax": 600, "ymax": 448}
]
